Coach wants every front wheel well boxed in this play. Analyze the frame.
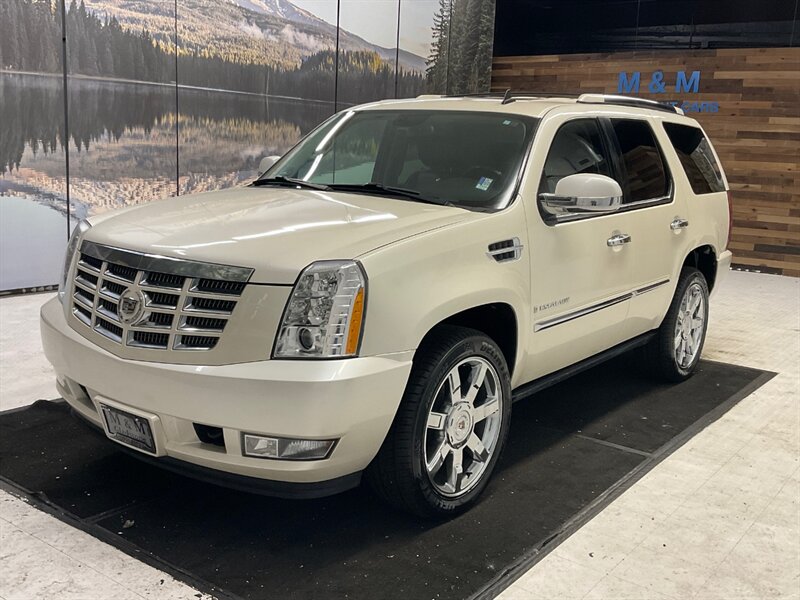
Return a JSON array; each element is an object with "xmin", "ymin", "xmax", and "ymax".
[
  {"xmin": 421, "ymin": 303, "xmax": 518, "ymax": 376},
  {"xmin": 683, "ymin": 245, "xmax": 717, "ymax": 292}
]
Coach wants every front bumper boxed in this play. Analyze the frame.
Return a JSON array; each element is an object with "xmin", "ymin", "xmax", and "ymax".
[{"xmin": 40, "ymin": 298, "xmax": 413, "ymax": 489}]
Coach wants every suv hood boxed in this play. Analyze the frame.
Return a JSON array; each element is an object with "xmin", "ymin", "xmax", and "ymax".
[{"xmin": 86, "ymin": 186, "xmax": 468, "ymax": 284}]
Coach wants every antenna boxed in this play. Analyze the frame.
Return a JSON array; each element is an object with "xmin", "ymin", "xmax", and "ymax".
[{"xmin": 500, "ymin": 89, "xmax": 515, "ymax": 105}]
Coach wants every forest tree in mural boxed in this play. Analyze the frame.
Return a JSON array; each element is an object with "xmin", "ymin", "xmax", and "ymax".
[
  {"xmin": 0, "ymin": 0, "xmax": 424, "ymax": 102},
  {"xmin": 427, "ymin": 0, "xmax": 496, "ymax": 94}
]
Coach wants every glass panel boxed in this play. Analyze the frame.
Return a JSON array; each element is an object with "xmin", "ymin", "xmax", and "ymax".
[
  {"xmin": 337, "ymin": 0, "xmax": 400, "ymax": 105},
  {"xmin": 406, "ymin": 0, "xmax": 496, "ymax": 95},
  {"xmin": 445, "ymin": 0, "xmax": 496, "ymax": 94},
  {"xmin": 398, "ymin": 0, "xmax": 442, "ymax": 95},
  {"xmin": 65, "ymin": 0, "xmax": 178, "ymax": 218},
  {"xmin": 0, "ymin": 1, "xmax": 68, "ymax": 290},
  {"xmin": 177, "ymin": 0, "xmax": 336, "ymax": 194},
  {"xmin": 539, "ymin": 119, "xmax": 612, "ymax": 194},
  {"xmin": 611, "ymin": 119, "xmax": 669, "ymax": 203},
  {"xmin": 663, "ymin": 123, "xmax": 725, "ymax": 194}
]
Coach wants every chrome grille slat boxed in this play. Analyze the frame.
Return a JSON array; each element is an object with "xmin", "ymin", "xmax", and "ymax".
[
  {"xmin": 179, "ymin": 315, "xmax": 227, "ymax": 333},
  {"xmin": 94, "ymin": 317, "xmax": 123, "ymax": 343},
  {"xmin": 98, "ymin": 289, "xmax": 121, "ymax": 302},
  {"xmin": 100, "ymin": 278, "xmax": 126, "ymax": 298},
  {"xmin": 78, "ymin": 256, "xmax": 102, "ymax": 273},
  {"xmin": 102, "ymin": 270, "xmax": 136, "ymax": 286},
  {"xmin": 71, "ymin": 247, "xmax": 249, "ymax": 351},
  {"xmin": 174, "ymin": 334, "xmax": 220, "ymax": 350},
  {"xmin": 184, "ymin": 296, "xmax": 237, "ymax": 314},
  {"xmin": 75, "ymin": 270, "xmax": 98, "ymax": 289},
  {"xmin": 139, "ymin": 283, "xmax": 183, "ymax": 294},
  {"xmin": 141, "ymin": 271, "xmax": 185, "ymax": 290},
  {"xmin": 73, "ymin": 290, "xmax": 95, "ymax": 310},
  {"xmin": 190, "ymin": 278, "xmax": 247, "ymax": 296},
  {"xmin": 185, "ymin": 289, "xmax": 245, "ymax": 301},
  {"xmin": 73, "ymin": 305, "xmax": 92, "ymax": 325}
]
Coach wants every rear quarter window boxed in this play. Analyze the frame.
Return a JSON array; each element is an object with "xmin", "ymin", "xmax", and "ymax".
[{"xmin": 663, "ymin": 123, "xmax": 725, "ymax": 194}]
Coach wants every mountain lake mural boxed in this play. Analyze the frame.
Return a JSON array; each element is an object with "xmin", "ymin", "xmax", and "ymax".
[{"xmin": 0, "ymin": 0, "xmax": 497, "ymax": 291}]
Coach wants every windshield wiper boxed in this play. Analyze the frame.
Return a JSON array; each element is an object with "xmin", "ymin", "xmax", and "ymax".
[
  {"xmin": 327, "ymin": 183, "xmax": 451, "ymax": 206},
  {"xmin": 252, "ymin": 176, "xmax": 331, "ymax": 191}
]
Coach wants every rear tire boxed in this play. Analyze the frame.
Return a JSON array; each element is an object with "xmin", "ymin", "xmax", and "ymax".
[
  {"xmin": 366, "ymin": 325, "xmax": 511, "ymax": 517},
  {"xmin": 642, "ymin": 267, "xmax": 709, "ymax": 382}
]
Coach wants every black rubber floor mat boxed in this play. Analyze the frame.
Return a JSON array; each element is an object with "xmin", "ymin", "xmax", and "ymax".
[{"xmin": 0, "ymin": 359, "xmax": 772, "ymax": 600}]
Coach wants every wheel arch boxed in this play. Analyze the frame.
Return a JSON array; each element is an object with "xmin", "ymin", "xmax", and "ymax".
[
  {"xmin": 683, "ymin": 244, "xmax": 717, "ymax": 291},
  {"xmin": 417, "ymin": 302, "xmax": 519, "ymax": 377}
]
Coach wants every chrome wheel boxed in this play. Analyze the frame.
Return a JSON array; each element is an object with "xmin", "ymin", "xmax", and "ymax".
[
  {"xmin": 424, "ymin": 356, "xmax": 503, "ymax": 498},
  {"xmin": 674, "ymin": 281, "xmax": 706, "ymax": 369}
]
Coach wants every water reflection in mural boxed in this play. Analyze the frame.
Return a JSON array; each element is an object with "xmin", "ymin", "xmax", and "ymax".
[
  {"xmin": 0, "ymin": 72, "xmax": 68, "ymax": 290},
  {"xmin": 176, "ymin": 89, "xmax": 332, "ymax": 194}
]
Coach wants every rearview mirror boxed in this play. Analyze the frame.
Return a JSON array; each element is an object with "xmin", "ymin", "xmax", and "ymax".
[
  {"xmin": 258, "ymin": 155, "xmax": 281, "ymax": 174},
  {"xmin": 539, "ymin": 174, "xmax": 623, "ymax": 218}
]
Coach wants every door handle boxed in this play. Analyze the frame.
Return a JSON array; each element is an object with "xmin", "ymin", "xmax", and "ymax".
[
  {"xmin": 607, "ymin": 233, "xmax": 632, "ymax": 247},
  {"xmin": 670, "ymin": 218, "xmax": 690, "ymax": 230}
]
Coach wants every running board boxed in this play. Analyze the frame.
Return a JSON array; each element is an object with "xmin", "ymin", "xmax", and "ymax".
[{"xmin": 511, "ymin": 332, "xmax": 656, "ymax": 403}]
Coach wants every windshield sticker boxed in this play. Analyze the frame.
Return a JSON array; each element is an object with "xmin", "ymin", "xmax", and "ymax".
[{"xmin": 476, "ymin": 177, "xmax": 493, "ymax": 191}]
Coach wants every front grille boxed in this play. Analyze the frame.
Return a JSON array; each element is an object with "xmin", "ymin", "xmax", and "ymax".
[{"xmin": 70, "ymin": 244, "xmax": 251, "ymax": 352}]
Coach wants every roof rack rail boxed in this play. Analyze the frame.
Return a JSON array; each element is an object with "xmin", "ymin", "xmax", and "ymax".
[
  {"xmin": 419, "ymin": 91, "xmax": 683, "ymax": 115},
  {"xmin": 443, "ymin": 90, "xmax": 582, "ymax": 99},
  {"xmin": 577, "ymin": 93, "xmax": 684, "ymax": 115}
]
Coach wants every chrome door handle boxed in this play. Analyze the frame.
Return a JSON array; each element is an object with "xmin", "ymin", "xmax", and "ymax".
[
  {"xmin": 670, "ymin": 218, "xmax": 690, "ymax": 230},
  {"xmin": 607, "ymin": 233, "xmax": 632, "ymax": 247}
]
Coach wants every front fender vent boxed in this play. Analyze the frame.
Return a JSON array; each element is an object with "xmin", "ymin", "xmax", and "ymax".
[{"xmin": 487, "ymin": 237, "xmax": 523, "ymax": 262}]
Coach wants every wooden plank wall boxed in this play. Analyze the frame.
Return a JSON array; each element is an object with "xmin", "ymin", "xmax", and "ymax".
[{"xmin": 492, "ymin": 48, "xmax": 800, "ymax": 276}]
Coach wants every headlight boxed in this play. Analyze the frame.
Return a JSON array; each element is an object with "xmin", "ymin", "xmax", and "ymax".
[
  {"xmin": 58, "ymin": 219, "xmax": 91, "ymax": 305},
  {"xmin": 274, "ymin": 260, "xmax": 366, "ymax": 359}
]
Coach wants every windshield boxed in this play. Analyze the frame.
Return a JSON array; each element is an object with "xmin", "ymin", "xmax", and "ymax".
[{"xmin": 258, "ymin": 109, "xmax": 538, "ymax": 211}]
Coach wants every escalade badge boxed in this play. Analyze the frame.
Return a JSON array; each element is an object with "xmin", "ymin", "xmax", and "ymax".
[{"xmin": 119, "ymin": 288, "xmax": 146, "ymax": 325}]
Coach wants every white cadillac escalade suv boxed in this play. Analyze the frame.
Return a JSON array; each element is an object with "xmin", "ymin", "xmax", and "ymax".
[{"xmin": 41, "ymin": 93, "xmax": 732, "ymax": 516}]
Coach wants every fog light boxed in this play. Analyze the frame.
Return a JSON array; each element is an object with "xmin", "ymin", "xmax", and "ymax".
[{"xmin": 242, "ymin": 433, "xmax": 336, "ymax": 460}]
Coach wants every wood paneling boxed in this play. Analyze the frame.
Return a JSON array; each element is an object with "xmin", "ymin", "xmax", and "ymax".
[{"xmin": 492, "ymin": 48, "xmax": 800, "ymax": 276}]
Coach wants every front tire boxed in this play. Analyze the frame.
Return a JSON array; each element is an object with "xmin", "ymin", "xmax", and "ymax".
[
  {"xmin": 366, "ymin": 325, "xmax": 511, "ymax": 517},
  {"xmin": 643, "ymin": 267, "xmax": 709, "ymax": 382}
]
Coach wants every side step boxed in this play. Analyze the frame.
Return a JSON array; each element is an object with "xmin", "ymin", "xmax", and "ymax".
[{"xmin": 511, "ymin": 332, "xmax": 655, "ymax": 403}]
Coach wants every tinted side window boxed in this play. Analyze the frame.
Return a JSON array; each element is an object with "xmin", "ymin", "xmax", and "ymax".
[
  {"xmin": 663, "ymin": 123, "xmax": 725, "ymax": 194},
  {"xmin": 539, "ymin": 119, "xmax": 612, "ymax": 194},
  {"xmin": 611, "ymin": 119, "xmax": 669, "ymax": 203}
]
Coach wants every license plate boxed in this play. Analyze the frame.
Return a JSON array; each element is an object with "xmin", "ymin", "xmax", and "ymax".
[{"xmin": 100, "ymin": 404, "xmax": 156, "ymax": 454}]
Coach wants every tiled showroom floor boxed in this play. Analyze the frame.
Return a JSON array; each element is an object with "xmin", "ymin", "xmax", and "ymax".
[{"xmin": 1, "ymin": 270, "xmax": 798, "ymax": 600}]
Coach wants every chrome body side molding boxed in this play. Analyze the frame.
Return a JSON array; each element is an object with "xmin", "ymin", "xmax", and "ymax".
[{"xmin": 534, "ymin": 279, "xmax": 670, "ymax": 332}]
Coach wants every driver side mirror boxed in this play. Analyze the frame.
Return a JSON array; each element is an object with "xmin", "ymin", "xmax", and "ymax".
[
  {"xmin": 258, "ymin": 155, "xmax": 281, "ymax": 174},
  {"xmin": 539, "ymin": 173, "xmax": 623, "ymax": 219}
]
